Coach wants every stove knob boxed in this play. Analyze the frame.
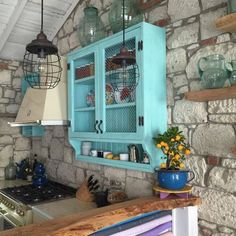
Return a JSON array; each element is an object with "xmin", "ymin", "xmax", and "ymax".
[{"xmin": 19, "ymin": 211, "xmax": 24, "ymax": 216}]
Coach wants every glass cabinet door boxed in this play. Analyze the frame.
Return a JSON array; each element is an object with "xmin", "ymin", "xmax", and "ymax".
[
  {"xmin": 70, "ymin": 50, "xmax": 100, "ymax": 137},
  {"xmin": 99, "ymin": 31, "xmax": 143, "ymax": 139}
]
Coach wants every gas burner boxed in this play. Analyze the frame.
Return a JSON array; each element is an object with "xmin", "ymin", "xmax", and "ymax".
[{"xmin": 0, "ymin": 180, "xmax": 76, "ymax": 205}]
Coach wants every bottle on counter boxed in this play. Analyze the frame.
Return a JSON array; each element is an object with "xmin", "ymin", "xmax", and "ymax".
[{"xmin": 5, "ymin": 156, "xmax": 17, "ymax": 180}]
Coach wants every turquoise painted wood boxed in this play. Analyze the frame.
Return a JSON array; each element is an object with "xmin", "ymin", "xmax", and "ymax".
[
  {"xmin": 21, "ymin": 80, "xmax": 45, "ymax": 137},
  {"xmin": 67, "ymin": 22, "xmax": 167, "ymax": 172}
]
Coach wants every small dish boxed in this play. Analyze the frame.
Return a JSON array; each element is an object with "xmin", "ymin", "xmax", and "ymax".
[
  {"xmin": 106, "ymin": 83, "xmax": 115, "ymax": 105},
  {"xmin": 114, "ymin": 87, "xmax": 131, "ymax": 104}
]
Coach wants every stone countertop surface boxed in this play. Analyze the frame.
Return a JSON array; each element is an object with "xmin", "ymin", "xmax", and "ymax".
[
  {"xmin": 32, "ymin": 198, "xmax": 96, "ymax": 219},
  {"xmin": 0, "ymin": 179, "xmax": 29, "ymax": 189},
  {"xmin": 1, "ymin": 196, "xmax": 201, "ymax": 236}
]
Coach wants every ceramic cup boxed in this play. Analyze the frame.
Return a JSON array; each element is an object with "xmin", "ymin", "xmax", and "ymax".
[
  {"xmin": 119, "ymin": 153, "xmax": 129, "ymax": 161},
  {"xmin": 97, "ymin": 151, "xmax": 104, "ymax": 158},
  {"xmin": 103, "ymin": 151, "xmax": 112, "ymax": 158},
  {"xmin": 90, "ymin": 150, "xmax": 98, "ymax": 157}
]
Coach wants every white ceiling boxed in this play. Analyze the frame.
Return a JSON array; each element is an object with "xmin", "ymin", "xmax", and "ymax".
[{"xmin": 0, "ymin": 0, "xmax": 79, "ymax": 61}]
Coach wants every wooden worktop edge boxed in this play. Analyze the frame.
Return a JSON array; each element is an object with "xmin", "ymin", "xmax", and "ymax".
[{"xmin": 1, "ymin": 196, "xmax": 201, "ymax": 236}]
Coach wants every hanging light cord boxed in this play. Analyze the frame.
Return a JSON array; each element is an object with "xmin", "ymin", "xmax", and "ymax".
[
  {"xmin": 41, "ymin": 0, "xmax": 44, "ymax": 32},
  {"xmin": 122, "ymin": 0, "xmax": 125, "ymax": 47}
]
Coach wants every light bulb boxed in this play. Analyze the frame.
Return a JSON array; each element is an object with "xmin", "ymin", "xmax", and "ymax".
[{"xmin": 37, "ymin": 57, "xmax": 46, "ymax": 75}]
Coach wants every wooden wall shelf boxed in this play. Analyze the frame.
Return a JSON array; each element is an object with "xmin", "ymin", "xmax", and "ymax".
[
  {"xmin": 184, "ymin": 86, "xmax": 236, "ymax": 102},
  {"xmin": 216, "ymin": 12, "xmax": 236, "ymax": 32}
]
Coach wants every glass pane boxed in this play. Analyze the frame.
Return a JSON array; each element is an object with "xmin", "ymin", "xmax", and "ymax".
[
  {"xmin": 104, "ymin": 38, "xmax": 137, "ymax": 133},
  {"xmin": 74, "ymin": 111, "xmax": 95, "ymax": 132}
]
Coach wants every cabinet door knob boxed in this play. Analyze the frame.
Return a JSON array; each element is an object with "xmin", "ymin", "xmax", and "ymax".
[{"xmin": 98, "ymin": 120, "xmax": 103, "ymax": 134}]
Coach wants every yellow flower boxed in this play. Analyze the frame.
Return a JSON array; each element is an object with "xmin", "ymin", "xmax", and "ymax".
[
  {"xmin": 177, "ymin": 145, "xmax": 184, "ymax": 151},
  {"xmin": 160, "ymin": 163, "xmax": 166, "ymax": 169},
  {"xmin": 175, "ymin": 135, "xmax": 181, "ymax": 141},
  {"xmin": 179, "ymin": 163, "xmax": 185, "ymax": 169},
  {"xmin": 185, "ymin": 149, "xmax": 191, "ymax": 155},
  {"xmin": 156, "ymin": 143, "xmax": 162, "ymax": 148},
  {"xmin": 171, "ymin": 138, "xmax": 175, "ymax": 142}
]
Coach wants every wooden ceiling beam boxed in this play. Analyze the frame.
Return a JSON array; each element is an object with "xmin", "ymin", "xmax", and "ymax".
[{"xmin": 0, "ymin": 0, "xmax": 28, "ymax": 54}]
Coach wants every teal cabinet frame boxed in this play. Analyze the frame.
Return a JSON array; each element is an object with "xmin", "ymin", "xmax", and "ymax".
[
  {"xmin": 67, "ymin": 22, "xmax": 167, "ymax": 172},
  {"xmin": 21, "ymin": 80, "xmax": 44, "ymax": 137}
]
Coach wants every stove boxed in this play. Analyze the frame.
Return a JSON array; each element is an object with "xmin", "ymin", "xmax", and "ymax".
[{"xmin": 0, "ymin": 180, "xmax": 76, "ymax": 229}]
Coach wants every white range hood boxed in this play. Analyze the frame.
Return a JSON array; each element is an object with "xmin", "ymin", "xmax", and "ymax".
[{"xmin": 9, "ymin": 57, "xmax": 68, "ymax": 127}]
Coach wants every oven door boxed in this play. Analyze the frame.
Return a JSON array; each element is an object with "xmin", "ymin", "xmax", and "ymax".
[{"xmin": 0, "ymin": 213, "xmax": 23, "ymax": 231}]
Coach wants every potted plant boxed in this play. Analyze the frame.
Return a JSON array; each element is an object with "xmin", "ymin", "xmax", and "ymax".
[{"xmin": 153, "ymin": 126, "xmax": 194, "ymax": 190}]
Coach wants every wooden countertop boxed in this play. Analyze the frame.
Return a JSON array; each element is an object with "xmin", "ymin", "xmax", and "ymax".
[{"xmin": 1, "ymin": 196, "xmax": 201, "ymax": 236}]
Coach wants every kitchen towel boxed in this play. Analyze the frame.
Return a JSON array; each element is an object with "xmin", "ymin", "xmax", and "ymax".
[
  {"xmin": 137, "ymin": 221, "xmax": 172, "ymax": 236},
  {"xmin": 109, "ymin": 215, "xmax": 172, "ymax": 236},
  {"xmin": 91, "ymin": 210, "xmax": 172, "ymax": 236}
]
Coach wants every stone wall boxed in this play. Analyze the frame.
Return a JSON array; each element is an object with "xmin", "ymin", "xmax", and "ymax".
[
  {"xmin": 32, "ymin": 0, "xmax": 236, "ymax": 235},
  {"xmin": 0, "ymin": 60, "xmax": 31, "ymax": 178}
]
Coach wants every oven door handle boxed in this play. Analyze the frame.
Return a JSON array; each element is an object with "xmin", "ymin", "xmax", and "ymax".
[{"xmin": 0, "ymin": 213, "xmax": 23, "ymax": 227}]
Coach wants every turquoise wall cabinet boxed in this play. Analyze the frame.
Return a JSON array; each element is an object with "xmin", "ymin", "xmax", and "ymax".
[
  {"xmin": 21, "ymin": 80, "xmax": 44, "ymax": 137},
  {"xmin": 67, "ymin": 22, "xmax": 167, "ymax": 172}
]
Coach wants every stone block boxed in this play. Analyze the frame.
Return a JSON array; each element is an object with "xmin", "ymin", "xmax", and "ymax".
[
  {"xmin": 0, "ymin": 70, "xmax": 11, "ymax": 85},
  {"xmin": 58, "ymin": 37, "xmax": 70, "ymax": 56},
  {"xmin": 57, "ymin": 162, "xmax": 76, "ymax": 184},
  {"xmin": 0, "ymin": 118, "xmax": 19, "ymax": 135},
  {"xmin": 42, "ymin": 129, "xmax": 53, "ymax": 147},
  {"xmin": 167, "ymin": 22, "xmax": 199, "ymax": 49},
  {"xmin": 125, "ymin": 177, "xmax": 153, "ymax": 198},
  {"xmin": 45, "ymin": 160, "xmax": 59, "ymax": 180},
  {"xmin": 14, "ymin": 151, "xmax": 30, "ymax": 164},
  {"xmin": 12, "ymin": 78, "xmax": 22, "ymax": 89},
  {"xmin": 69, "ymin": 31, "xmax": 80, "ymax": 50},
  {"xmin": 32, "ymin": 139, "xmax": 42, "ymax": 157},
  {"xmin": 176, "ymin": 86, "xmax": 188, "ymax": 95},
  {"xmin": 173, "ymin": 74, "xmax": 188, "ymax": 88},
  {"xmin": 192, "ymin": 124, "xmax": 235, "ymax": 157},
  {"xmin": 168, "ymin": 0, "xmax": 200, "ymax": 22},
  {"xmin": 89, "ymin": 0, "xmax": 102, "ymax": 11},
  {"xmin": 53, "ymin": 126, "xmax": 65, "ymax": 138},
  {"xmin": 208, "ymin": 167, "xmax": 236, "ymax": 193},
  {"xmin": 0, "ymin": 136, "xmax": 13, "ymax": 145},
  {"xmin": 4, "ymin": 89, "xmax": 15, "ymax": 98},
  {"xmin": 104, "ymin": 166, "xmax": 126, "ymax": 182},
  {"xmin": 0, "ymin": 98, "xmax": 9, "ymax": 103},
  {"xmin": 218, "ymin": 226, "xmax": 235, "ymax": 234},
  {"xmin": 63, "ymin": 18, "xmax": 73, "ymax": 35},
  {"xmin": 208, "ymin": 99, "xmax": 236, "ymax": 114},
  {"xmin": 15, "ymin": 137, "xmax": 31, "ymax": 151},
  {"xmin": 75, "ymin": 168, "xmax": 85, "ymax": 186},
  {"xmin": 73, "ymin": 3, "xmax": 86, "ymax": 28},
  {"xmin": 0, "ymin": 146, "xmax": 13, "ymax": 167},
  {"xmin": 199, "ymin": 220, "xmax": 217, "ymax": 230},
  {"xmin": 64, "ymin": 146, "xmax": 74, "ymax": 164},
  {"xmin": 209, "ymin": 114, "xmax": 236, "ymax": 123},
  {"xmin": 149, "ymin": 5, "xmax": 168, "ymax": 23},
  {"xmin": 217, "ymin": 33, "xmax": 231, "ymax": 44},
  {"xmin": 15, "ymin": 92, "xmax": 22, "ymax": 104},
  {"xmin": 185, "ymin": 155, "xmax": 207, "ymax": 186},
  {"xmin": 200, "ymin": 8, "xmax": 227, "ymax": 40},
  {"xmin": 167, "ymin": 79, "xmax": 174, "ymax": 106},
  {"xmin": 0, "ymin": 168, "xmax": 4, "ymax": 179},
  {"xmin": 0, "ymin": 104, "xmax": 5, "ymax": 113},
  {"xmin": 190, "ymin": 80, "xmax": 202, "ymax": 91},
  {"xmin": 126, "ymin": 170, "xmax": 144, "ymax": 179},
  {"xmin": 167, "ymin": 48, "xmax": 187, "ymax": 73},
  {"xmin": 49, "ymin": 138, "xmax": 64, "ymax": 160},
  {"xmin": 6, "ymin": 104, "xmax": 19, "ymax": 114},
  {"xmin": 0, "ymin": 87, "xmax": 2, "ymax": 97},
  {"xmin": 222, "ymin": 159, "xmax": 236, "ymax": 169},
  {"xmin": 173, "ymin": 100, "xmax": 208, "ymax": 123},
  {"xmin": 201, "ymin": 0, "xmax": 227, "ymax": 10},
  {"xmin": 193, "ymin": 186, "xmax": 236, "ymax": 229}
]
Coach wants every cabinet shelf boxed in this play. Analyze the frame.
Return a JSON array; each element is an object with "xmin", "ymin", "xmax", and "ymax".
[
  {"xmin": 77, "ymin": 155, "xmax": 152, "ymax": 172},
  {"xmin": 184, "ymin": 86, "xmax": 236, "ymax": 102},
  {"xmin": 215, "ymin": 12, "xmax": 236, "ymax": 32},
  {"xmin": 75, "ymin": 76, "xmax": 95, "ymax": 85},
  {"xmin": 75, "ymin": 107, "xmax": 95, "ymax": 112},
  {"xmin": 106, "ymin": 102, "xmax": 135, "ymax": 109}
]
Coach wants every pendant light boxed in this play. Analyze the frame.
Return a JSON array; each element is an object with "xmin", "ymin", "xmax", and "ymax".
[
  {"xmin": 23, "ymin": 0, "xmax": 62, "ymax": 89},
  {"xmin": 107, "ymin": 0, "xmax": 140, "ymax": 93}
]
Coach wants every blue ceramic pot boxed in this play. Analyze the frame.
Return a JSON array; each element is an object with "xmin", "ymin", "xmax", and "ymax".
[{"xmin": 157, "ymin": 170, "xmax": 195, "ymax": 190}]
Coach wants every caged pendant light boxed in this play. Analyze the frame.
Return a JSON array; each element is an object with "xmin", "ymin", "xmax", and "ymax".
[
  {"xmin": 23, "ymin": 0, "xmax": 62, "ymax": 89},
  {"xmin": 107, "ymin": 0, "xmax": 140, "ymax": 94}
]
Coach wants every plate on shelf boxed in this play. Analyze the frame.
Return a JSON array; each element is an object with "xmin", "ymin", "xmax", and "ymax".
[
  {"xmin": 86, "ymin": 90, "xmax": 95, "ymax": 107},
  {"xmin": 114, "ymin": 87, "xmax": 131, "ymax": 104},
  {"xmin": 106, "ymin": 83, "xmax": 115, "ymax": 105}
]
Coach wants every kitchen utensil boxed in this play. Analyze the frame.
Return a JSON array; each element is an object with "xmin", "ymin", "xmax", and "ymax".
[
  {"xmin": 128, "ymin": 144, "xmax": 144, "ymax": 163},
  {"xmin": 103, "ymin": 151, "xmax": 112, "ymax": 158},
  {"xmin": 198, "ymin": 54, "xmax": 229, "ymax": 89},
  {"xmin": 5, "ymin": 157, "xmax": 17, "ymax": 180},
  {"xmin": 90, "ymin": 150, "xmax": 98, "ymax": 157},
  {"xmin": 94, "ymin": 189, "xmax": 109, "ymax": 207},
  {"xmin": 97, "ymin": 151, "xmax": 103, "ymax": 158},
  {"xmin": 81, "ymin": 142, "xmax": 92, "ymax": 156},
  {"xmin": 114, "ymin": 89, "xmax": 130, "ymax": 104},
  {"xmin": 119, "ymin": 153, "xmax": 129, "ymax": 161}
]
